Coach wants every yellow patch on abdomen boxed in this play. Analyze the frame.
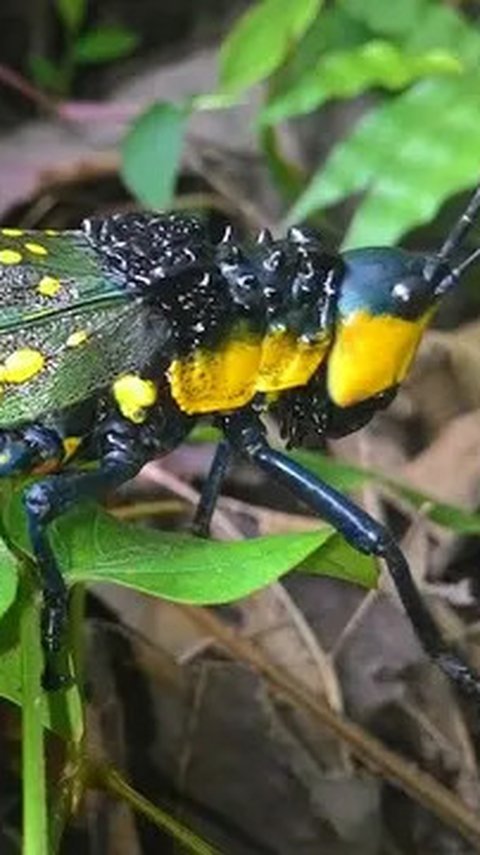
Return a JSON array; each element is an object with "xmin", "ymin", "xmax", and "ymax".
[
  {"xmin": 327, "ymin": 310, "xmax": 431, "ymax": 407},
  {"xmin": 168, "ymin": 337, "xmax": 261, "ymax": 415},
  {"xmin": 255, "ymin": 328, "xmax": 330, "ymax": 393}
]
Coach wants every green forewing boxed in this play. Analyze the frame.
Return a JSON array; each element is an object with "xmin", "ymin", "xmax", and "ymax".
[{"xmin": 0, "ymin": 228, "xmax": 170, "ymax": 425}]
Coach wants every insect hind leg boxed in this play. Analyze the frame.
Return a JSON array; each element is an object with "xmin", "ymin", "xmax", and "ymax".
[{"xmin": 221, "ymin": 409, "xmax": 480, "ymax": 701}]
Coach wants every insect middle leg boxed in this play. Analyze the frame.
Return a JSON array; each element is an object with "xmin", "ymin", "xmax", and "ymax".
[
  {"xmin": 221, "ymin": 410, "xmax": 480, "ymax": 700},
  {"xmin": 22, "ymin": 416, "xmax": 152, "ymax": 690},
  {"xmin": 192, "ymin": 440, "xmax": 233, "ymax": 537}
]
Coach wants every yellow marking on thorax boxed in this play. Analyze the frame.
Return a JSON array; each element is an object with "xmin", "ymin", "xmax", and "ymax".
[
  {"xmin": 113, "ymin": 374, "xmax": 158, "ymax": 423},
  {"xmin": 1, "ymin": 228, "xmax": 24, "ymax": 237},
  {"xmin": 168, "ymin": 337, "xmax": 261, "ymax": 415},
  {"xmin": 66, "ymin": 329, "xmax": 88, "ymax": 347},
  {"xmin": 63, "ymin": 436, "xmax": 82, "ymax": 460},
  {"xmin": 25, "ymin": 242, "xmax": 48, "ymax": 256},
  {"xmin": 255, "ymin": 328, "xmax": 330, "ymax": 393},
  {"xmin": 0, "ymin": 249, "xmax": 22, "ymax": 264},
  {"xmin": 0, "ymin": 348, "xmax": 45, "ymax": 384},
  {"xmin": 45, "ymin": 229, "xmax": 59, "ymax": 236},
  {"xmin": 327, "ymin": 310, "xmax": 432, "ymax": 407},
  {"xmin": 37, "ymin": 275, "xmax": 61, "ymax": 297}
]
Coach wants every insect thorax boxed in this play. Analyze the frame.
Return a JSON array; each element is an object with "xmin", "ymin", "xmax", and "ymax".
[{"xmin": 84, "ymin": 212, "xmax": 346, "ymax": 419}]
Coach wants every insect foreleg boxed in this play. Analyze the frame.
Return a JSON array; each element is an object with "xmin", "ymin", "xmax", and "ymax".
[
  {"xmin": 221, "ymin": 410, "xmax": 480, "ymax": 700},
  {"xmin": 0, "ymin": 425, "xmax": 63, "ymax": 476},
  {"xmin": 22, "ymin": 416, "xmax": 152, "ymax": 690}
]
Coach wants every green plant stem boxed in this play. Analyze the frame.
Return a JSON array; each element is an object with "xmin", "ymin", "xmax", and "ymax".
[
  {"xmin": 49, "ymin": 585, "xmax": 87, "ymax": 853},
  {"xmin": 69, "ymin": 583, "xmax": 86, "ymax": 690},
  {"xmin": 49, "ymin": 747, "xmax": 87, "ymax": 855},
  {"xmin": 91, "ymin": 763, "xmax": 222, "ymax": 855},
  {"xmin": 20, "ymin": 571, "xmax": 48, "ymax": 855}
]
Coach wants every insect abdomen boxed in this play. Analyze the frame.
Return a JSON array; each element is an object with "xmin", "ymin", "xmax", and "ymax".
[
  {"xmin": 165, "ymin": 230, "xmax": 340, "ymax": 415},
  {"xmin": 168, "ymin": 326, "xmax": 332, "ymax": 415}
]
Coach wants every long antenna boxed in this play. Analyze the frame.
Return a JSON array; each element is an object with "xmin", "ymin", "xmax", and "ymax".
[
  {"xmin": 427, "ymin": 181, "xmax": 480, "ymax": 289},
  {"xmin": 438, "ymin": 182, "xmax": 480, "ymax": 262},
  {"xmin": 451, "ymin": 245, "xmax": 480, "ymax": 280}
]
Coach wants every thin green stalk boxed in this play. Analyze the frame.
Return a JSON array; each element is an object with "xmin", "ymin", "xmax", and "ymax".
[
  {"xmin": 49, "ymin": 584, "xmax": 87, "ymax": 853},
  {"xmin": 49, "ymin": 748, "xmax": 87, "ymax": 855},
  {"xmin": 69, "ymin": 583, "xmax": 87, "ymax": 691},
  {"xmin": 20, "ymin": 572, "xmax": 48, "ymax": 855},
  {"xmin": 92, "ymin": 763, "xmax": 222, "ymax": 855}
]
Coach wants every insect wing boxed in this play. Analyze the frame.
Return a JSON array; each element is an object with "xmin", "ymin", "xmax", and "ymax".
[
  {"xmin": 0, "ymin": 228, "xmax": 170, "ymax": 424},
  {"xmin": 0, "ymin": 227, "xmax": 124, "ymax": 331}
]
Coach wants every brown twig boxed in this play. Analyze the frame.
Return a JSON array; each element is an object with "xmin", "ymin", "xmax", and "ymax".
[
  {"xmin": 0, "ymin": 63, "xmax": 139, "ymax": 125},
  {"xmin": 182, "ymin": 605, "xmax": 480, "ymax": 848},
  {"xmin": 0, "ymin": 63, "xmax": 57, "ymax": 113}
]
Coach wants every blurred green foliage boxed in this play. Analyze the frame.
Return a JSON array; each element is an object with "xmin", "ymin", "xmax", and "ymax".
[
  {"xmin": 29, "ymin": 0, "xmax": 138, "ymax": 96},
  {"xmin": 123, "ymin": 0, "xmax": 480, "ymax": 247}
]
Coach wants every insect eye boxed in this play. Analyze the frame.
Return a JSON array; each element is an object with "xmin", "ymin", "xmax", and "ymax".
[{"xmin": 391, "ymin": 282, "xmax": 411, "ymax": 302}]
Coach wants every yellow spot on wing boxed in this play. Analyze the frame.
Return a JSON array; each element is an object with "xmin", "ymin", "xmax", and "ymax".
[
  {"xmin": 327, "ymin": 310, "xmax": 432, "ymax": 407},
  {"xmin": 25, "ymin": 242, "xmax": 48, "ymax": 256},
  {"xmin": 1, "ymin": 228, "xmax": 23, "ymax": 237},
  {"xmin": 255, "ymin": 328, "xmax": 330, "ymax": 393},
  {"xmin": 1, "ymin": 348, "xmax": 45, "ymax": 383},
  {"xmin": 37, "ymin": 275, "xmax": 61, "ymax": 297},
  {"xmin": 66, "ymin": 329, "xmax": 88, "ymax": 347},
  {"xmin": 113, "ymin": 374, "xmax": 157, "ymax": 423},
  {"xmin": 0, "ymin": 249, "xmax": 22, "ymax": 264},
  {"xmin": 168, "ymin": 336, "xmax": 261, "ymax": 415}
]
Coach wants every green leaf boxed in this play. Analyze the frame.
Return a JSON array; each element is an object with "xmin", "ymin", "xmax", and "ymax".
[
  {"xmin": 0, "ymin": 538, "xmax": 18, "ymax": 620},
  {"xmin": 290, "ymin": 449, "xmax": 480, "ymax": 535},
  {"xmin": 121, "ymin": 101, "xmax": 188, "ymax": 207},
  {"xmin": 279, "ymin": 4, "xmax": 370, "ymax": 89},
  {"xmin": 386, "ymin": 485, "xmax": 480, "ymax": 535},
  {"xmin": 298, "ymin": 532, "xmax": 377, "ymax": 586},
  {"xmin": 403, "ymin": 3, "xmax": 480, "ymax": 66},
  {"xmin": 339, "ymin": 0, "xmax": 426, "ymax": 37},
  {"xmin": 0, "ymin": 479, "xmax": 344, "ymax": 604},
  {"xmin": 283, "ymin": 1, "xmax": 480, "ymax": 242},
  {"xmin": 56, "ymin": 0, "xmax": 86, "ymax": 34},
  {"xmin": 220, "ymin": 0, "xmax": 323, "ymax": 93},
  {"xmin": 188, "ymin": 424, "xmax": 223, "ymax": 443},
  {"xmin": 0, "ymin": 476, "xmax": 352, "ymax": 738},
  {"xmin": 261, "ymin": 126, "xmax": 306, "ymax": 201},
  {"xmin": 73, "ymin": 26, "xmax": 139, "ymax": 64},
  {"xmin": 60, "ymin": 509, "xmax": 337, "ymax": 603},
  {"xmin": 262, "ymin": 41, "xmax": 461, "ymax": 125},
  {"xmin": 28, "ymin": 55, "xmax": 65, "ymax": 93},
  {"xmin": 290, "ymin": 449, "xmax": 369, "ymax": 491},
  {"xmin": 286, "ymin": 74, "xmax": 480, "ymax": 244}
]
